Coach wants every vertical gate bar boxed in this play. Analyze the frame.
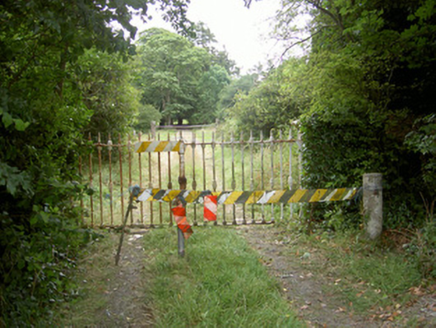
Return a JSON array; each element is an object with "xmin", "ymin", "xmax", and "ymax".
[
  {"xmin": 212, "ymin": 132, "xmax": 217, "ymax": 192},
  {"xmin": 288, "ymin": 128, "xmax": 293, "ymax": 219},
  {"xmin": 231, "ymin": 132, "xmax": 236, "ymax": 225},
  {"xmin": 79, "ymin": 156, "xmax": 84, "ymax": 225},
  {"xmin": 168, "ymin": 133, "xmax": 173, "ymax": 226},
  {"xmin": 118, "ymin": 134, "xmax": 124, "ymax": 226},
  {"xmin": 138, "ymin": 133, "xmax": 143, "ymax": 224},
  {"xmin": 221, "ymin": 132, "xmax": 226, "ymax": 225},
  {"xmin": 106, "ymin": 137, "xmax": 113, "ymax": 228},
  {"xmin": 241, "ymin": 132, "xmax": 246, "ymax": 224},
  {"xmin": 201, "ymin": 131, "xmax": 207, "ymax": 226},
  {"xmin": 128, "ymin": 135, "xmax": 133, "ymax": 225},
  {"xmin": 192, "ymin": 132, "xmax": 197, "ymax": 225},
  {"xmin": 88, "ymin": 133, "xmax": 94, "ymax": 227},
  {"xmin": 157, "ymin": 133, "xmax": 163, "ymax": 225},
  {"xmin": 269, "ymin": 130, "xmax": 274, "ymax": 223},
  {"xmin": 298, "ymin": 131, "xmax": 303, "ymax": 187},
  {"xmin": 260, "ymin": 131, "xmax": 265, "ymax": 223},
  {"xmin": 249, "ymin": 131, "xmax": 255, "ymax": 224},
  {"xmin": 211, "ymin": 132, "xmax": 217, "ymax": 226},
  {"xmin": 202, "ymin": 131, "xmax": 206, "ymax": 190},
  {"xmin": 297, "ymin": 130, "xmax": 304, "ymax": 219},
  {"xmin": 148, "ymin": 132, "xmax": 154, "ymax": 227},
  {"xmin": 279, "ymin": 130, "xmax": 284, "ymax": 221},
  {"xmin": 178, "ymin": 131, "xmax": 187, "ymax": 238},
  {"xmin": 108, "ymin": 135, "xmax": 114, "ymax": 226},
  {"xmin": 97, "ymin": 132, "xmax": 103, "ymax": 226},
  {"xmin": 179, "ymin": 131, "xmax": 187, "ymax": 190},
  {"xmin": 178, "ymin": 130, "xmax": 186, "ymax": 189},
  {"xmin": 97, "ymin": 133, "xmax": 104, "ymax": 226}
]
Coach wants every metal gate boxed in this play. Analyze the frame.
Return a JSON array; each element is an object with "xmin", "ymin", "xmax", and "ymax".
[{"xmin": 79, "ymin": 125, "xmax": 358, "ymax": 228}]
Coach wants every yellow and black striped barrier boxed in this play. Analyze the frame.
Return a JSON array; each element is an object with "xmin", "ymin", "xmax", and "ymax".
[
  {"xmin": 136, "ymin": 188, "xmax": 360, "ymax": 204},
  {"xmin": 134, "ymin": 140, "xmax": 181, "ymax": 153}
]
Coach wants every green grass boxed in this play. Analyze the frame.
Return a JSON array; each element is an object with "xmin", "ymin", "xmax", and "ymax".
[
  {"xmin": 143, "ymin": 227, "xmax": 303, "ymax": 327},
  {"xmin": 336, "ymin": 243, "xmax": 421, "ymax": 313},
  {"xmin": 54, "ymin": 232, "xmax": 120, "ymax": 327},
  {"xmin": 276, "ymin": 228, "xmax": 423, "ymax": 314}
]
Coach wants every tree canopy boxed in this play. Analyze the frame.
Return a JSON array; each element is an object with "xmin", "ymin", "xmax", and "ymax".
[
  {"xmin": 134, "ymin": 27, "xmax": 232, "ymax": 126},
  {"xmin": 0, "ymin": 0, "xmax": 191, "ymax": 325}
]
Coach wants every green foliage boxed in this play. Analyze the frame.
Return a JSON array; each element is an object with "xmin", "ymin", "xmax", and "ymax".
[
  {"xmin": 133, "ymin": 104, "xmax": 162, "ymax": 133},
  {"xmin": 0, "ymin": 0, "xmax": 192, "ymax": 325},
  {"xmin": 406, "ymin": 221, "xmax": 436, "ymax": 279},
  {"xmin": 76, "ymin": 48, "xmax": 142, "ymax": 137},
  {"xmin": 134, "ymin": 27, "xmax": 233, "ymax": 125},
  {"xmin": 255, "ymin": 0, "xmax": 436, "ymax": 229},
  {"xmin": 135, "ymin": 28, "xmax": 210, "ymax": 124},
  {"xmin": 217, "ymin": 74, "xmax": 258, "ymax": 118},
  {"xmin": 223, "ymin": 59, "xmax": 305, "ymax": 137},
  {"xmin": 192, "ymin": 65, "xmax": 230, "ymax": 124},
  {"xmin": 405, "ymin": 114, "xmax": 436, "ymax": 195}
]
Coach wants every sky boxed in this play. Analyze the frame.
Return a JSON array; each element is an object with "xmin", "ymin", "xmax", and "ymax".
[{"xmin": 131, "ymin": 0, "xmax": 288, "ymax": 74}]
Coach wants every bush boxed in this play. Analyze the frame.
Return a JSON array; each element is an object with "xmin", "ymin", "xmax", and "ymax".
[{"xmin": 405, "ymin": 221, "xmax": 436, "ymax": 279}]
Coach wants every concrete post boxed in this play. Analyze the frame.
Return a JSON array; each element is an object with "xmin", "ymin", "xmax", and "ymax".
[{"xmin": 363, "ymin": 173, "xmax": 383, "ymax": 239}]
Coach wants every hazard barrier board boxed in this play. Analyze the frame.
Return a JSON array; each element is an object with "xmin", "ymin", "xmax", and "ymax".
[{"xmin": 136, "ymin": 188, "xmax": 359, "ymax": 204}]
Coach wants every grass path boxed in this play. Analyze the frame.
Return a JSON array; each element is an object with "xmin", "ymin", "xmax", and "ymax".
[
  {"xmin": 56, "ymin": 227, "xmax": 302, "ymax": 327},
  {"xmin": 56, "ymin": 225, "xmax": 436, "ymax": 327},
  {"xmin": 143, "ymin": 226, "xmax": 302, "ymax": 327}
]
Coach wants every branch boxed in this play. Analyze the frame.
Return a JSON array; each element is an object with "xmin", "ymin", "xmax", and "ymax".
[
  {"xmin": 280, "ymin": 27, "xmax": 325, "ymax": 59},
  {"xmin": 307, "ymin": 0, "xmax": 344, "ymax": 31},
  {"xmin": 244, "ymin": 0, "xmax": 262, "ymax": 8}
]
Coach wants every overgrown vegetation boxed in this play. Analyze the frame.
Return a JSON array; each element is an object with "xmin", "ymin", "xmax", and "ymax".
[
  {"xmin": 0, "ymin": 0, "xmax": 192, "ymax": 325},
  {"xmin": 143, "ymin": 227, "xmax": 303, "ymax": 327},
  {"xmin": 227, "ymin": 0, "xmax": 436, "ymax": 231}
]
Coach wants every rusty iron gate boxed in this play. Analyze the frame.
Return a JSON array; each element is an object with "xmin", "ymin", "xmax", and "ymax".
[{"xmin": 79, "ymin": 126, "xmax": 310, "ymax": 227}]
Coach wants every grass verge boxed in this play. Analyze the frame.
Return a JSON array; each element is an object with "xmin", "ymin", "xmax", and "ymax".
[
  {"xmin": 54, "ymin": 232, "xmax": 119, "ymax": 327},
  {"xmin": 143, "ymin": 226, "xmax": 303, "ymax": 328},
  {"xmin": 275, "ymin": 225, "xmax": 426, "ymax": 315}
]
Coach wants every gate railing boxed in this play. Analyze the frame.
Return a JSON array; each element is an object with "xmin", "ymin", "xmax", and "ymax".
[{"xmin": 79, "ymin": 126, "xmax": 303, "ymax": 227}]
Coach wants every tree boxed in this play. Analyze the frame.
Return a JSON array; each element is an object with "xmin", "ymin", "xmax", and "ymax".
[
  {"xmin": 134, "ymin": 104, "xmax": 162, "ymax": 132},
  {"xmin": 135, "ymin": 28, "xmax": 224, "ymax": 125},
  {"xmin": 0, "ymin": 0, "xmax": 191, "ymax": 325},
  {"xmin": 224, "ymin": 64, "xmax": 301, "ymax": 136},
  {"xmin": 269, "ymin": 0, "xmax": 436, "ymax": 226},
  {"xmin": 192, "ymin": 65, "xmax": 231, "ymax": 124},
  {"xmin": 76, "ymin": 48, "xmax": 142, "ymax": 137},
  {"xmin": 188, "ymin": 22, "xmax": 240, "ymax": 76},
  {"xmin": 217, "ymin": 73, "xmax": 259, "ymax": 119}
]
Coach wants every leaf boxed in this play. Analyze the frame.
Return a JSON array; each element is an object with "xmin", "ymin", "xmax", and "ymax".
[
  {"xmin": 30, "ymin": 216, "xmax": 38, "ymax": 226},
  {"xmin": 2, "ymin": 112, "xmax": 13, "ymax": 128},
  {"xmin": 14, "ymin": 118, "xmax": 30, "ymax": 131}
]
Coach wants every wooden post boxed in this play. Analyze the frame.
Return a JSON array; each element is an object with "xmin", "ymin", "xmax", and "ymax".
[{"xmin": 363, "ymin": 173, "xmax": 383, "ymax": 239}]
